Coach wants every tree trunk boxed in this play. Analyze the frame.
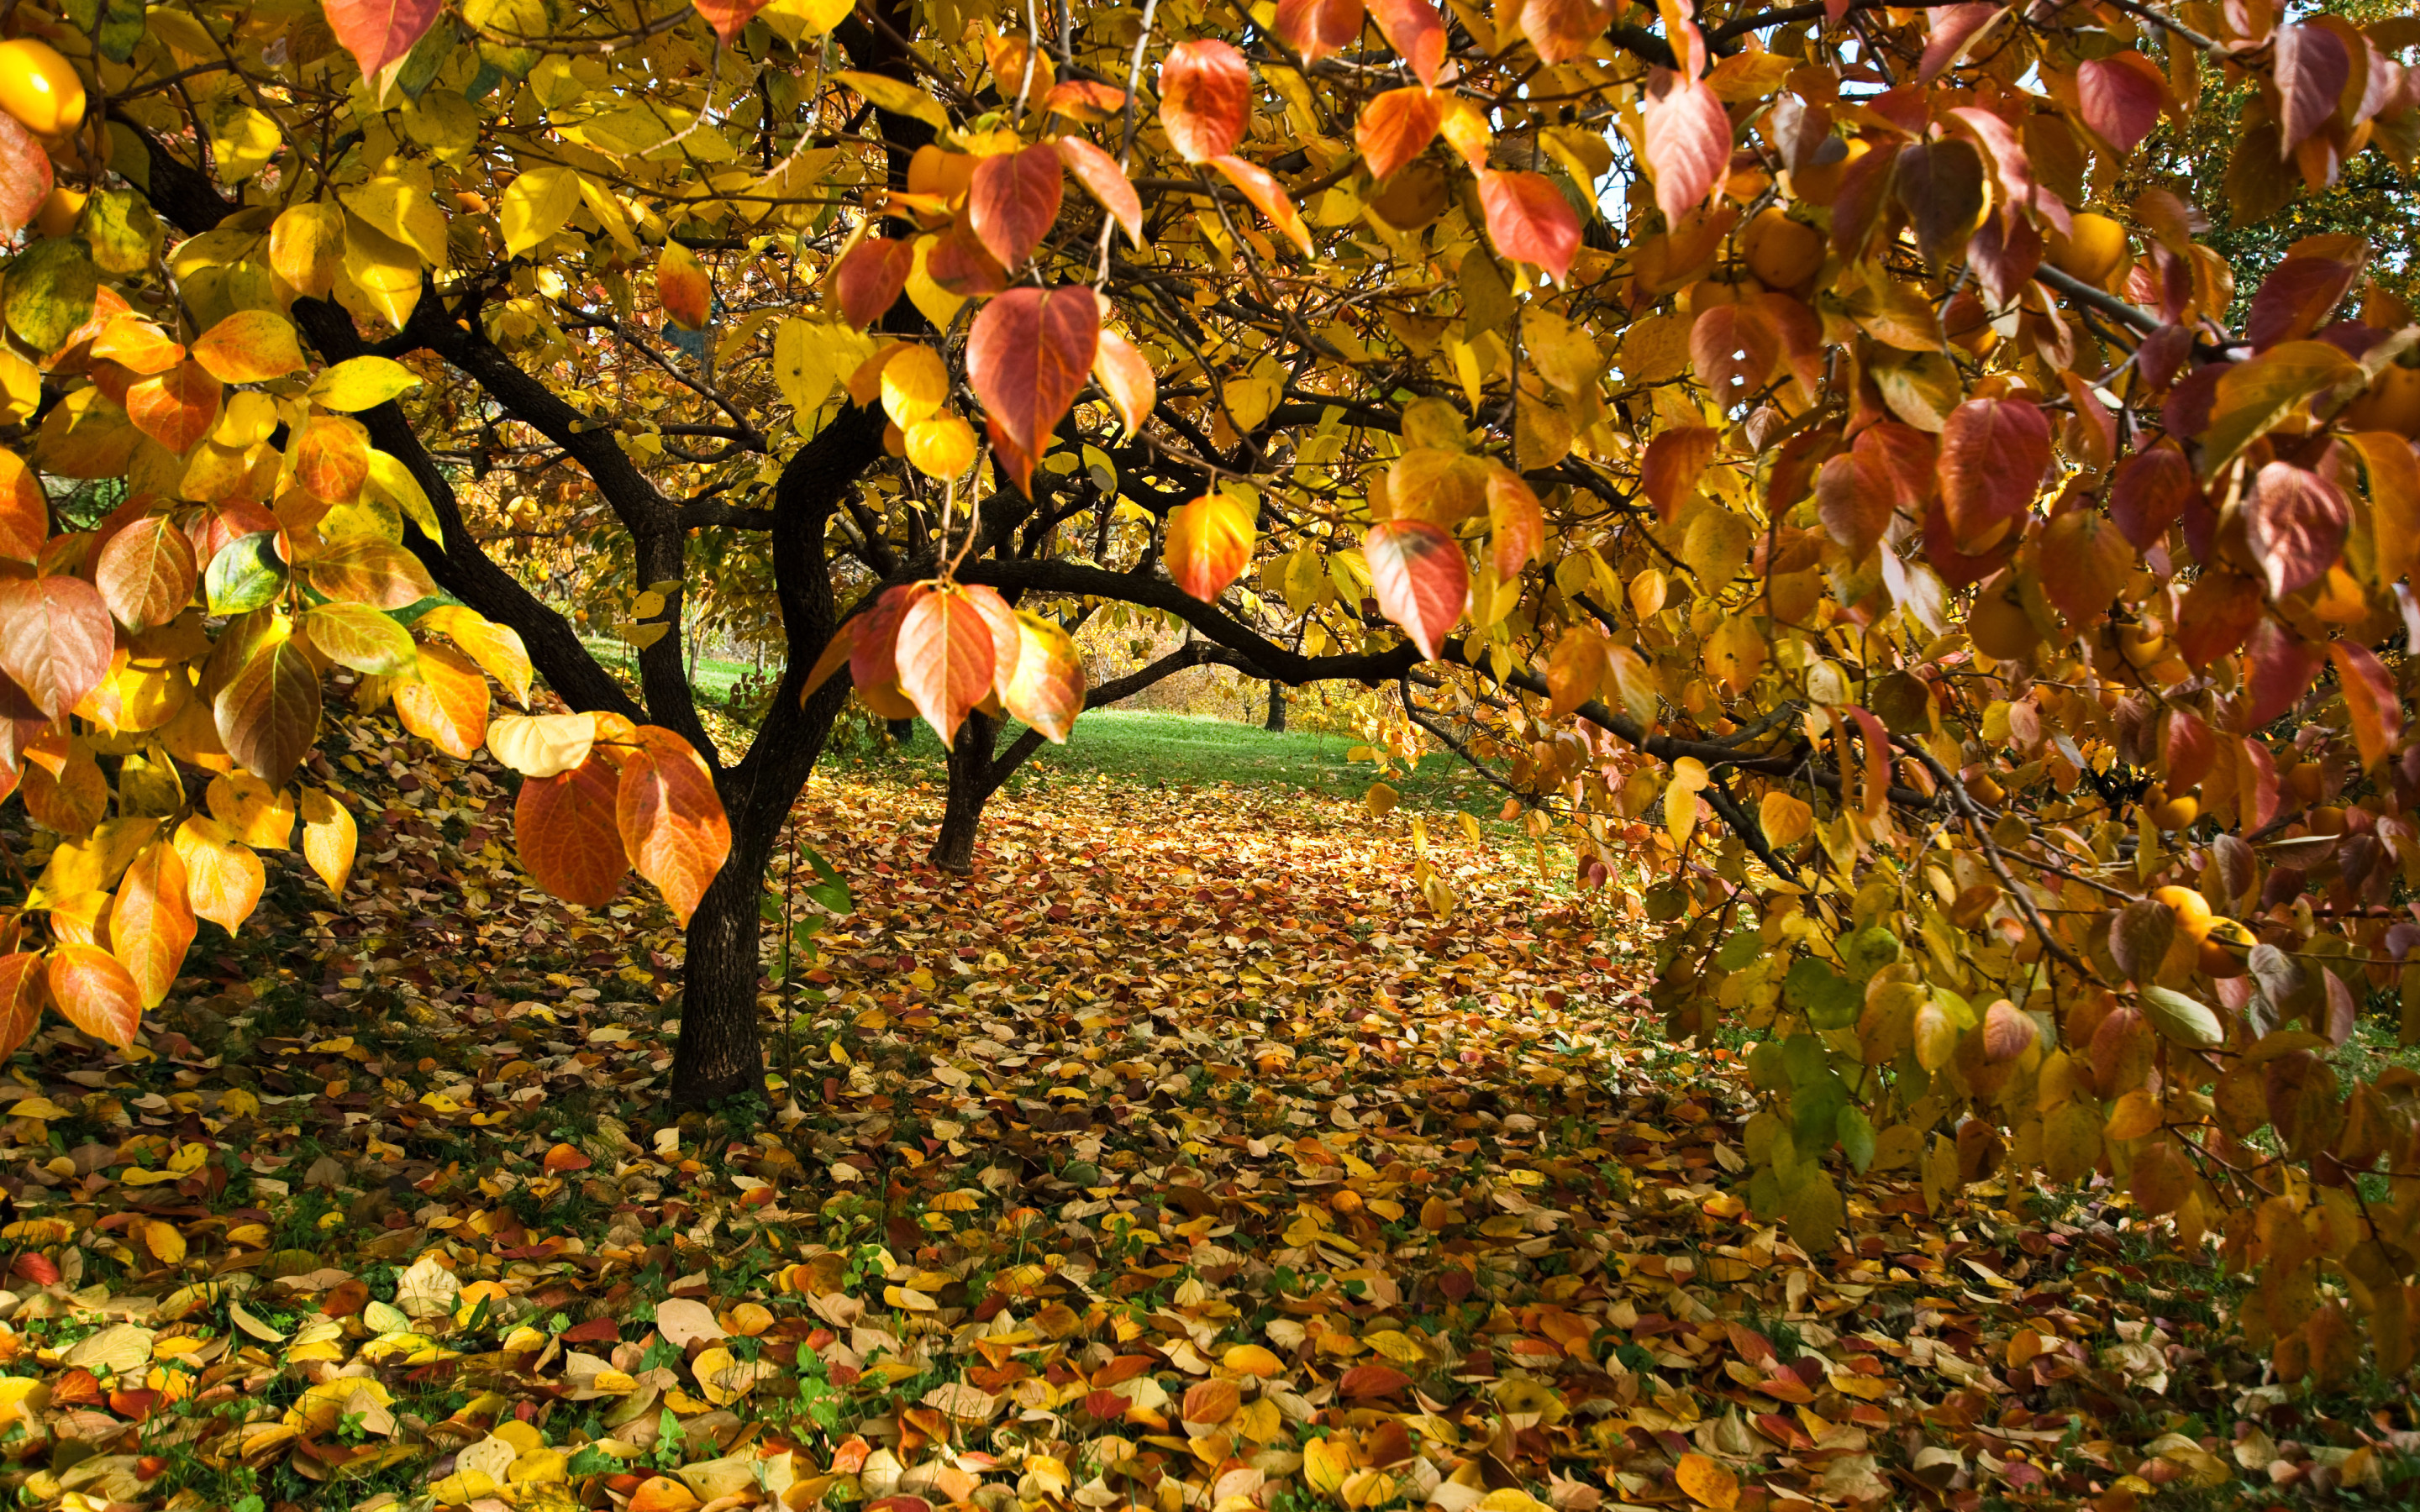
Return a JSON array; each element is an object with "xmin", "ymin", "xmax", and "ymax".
[
  {"xmin": 1265, "ymin": 681, "xmax": 1287, "ymax": 732},
  {"xmin": 930, "ymin": 710, "xmax": 999, "ymax": 874},
  {"xmin": 671, "ymin": 859, "xmax": 769, "ymax": 1107}
]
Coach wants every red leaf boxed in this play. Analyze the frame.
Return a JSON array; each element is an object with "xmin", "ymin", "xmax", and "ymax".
[
  {"xmin": 1161, "ymin": 40, "xmax": 1250, "ymax": 163},
  {"xmin": 2109, "ymin": 443, "xmax": 2196, "ymax": 549},
  {"xmin": 1369, "ymin": 0, "xmax": 1446, "ymax": 86},
  {"xmin": 1640, "ymin": 71, "xmax": 1731, "ymax": 226},
  {"xmin": 1815, "ymin": 450, "xmax": 1893, "ymax": 560},
  {"xmin": 46, "ymin": 944, "xmax": 142, "ymax": 1048},
  {"xmin": 1936, "ymin": 396, "xmax": 2049, "ymax": 552},
  {"xmin": 516, "ymin": 756, "xmax": 629, "ymax": 909},
  {"xmin": 0, "ymin": 112, "xmax": 51, "ymax": 237},
  {"xmin": 1207, "ymin": 155, "xmax": 1313, "ymax": 255},
  {"xmin": 924, "ymin": 227, "xmax": 1007, "ymax": 298},
  {"xmin": 96, "ymin": 517, "xmax": 197, "ymax": 633},
  {"xmin": 2240, "ymin": 618, "xmax": 2324, "ymax": 728},
  {"xmin": 1640, "ymin": 427, "xmax": 1718, "ymax": 524},
  {"xmin": 2245, "ymin": 460, "xmax": 2349, "ymax": 598},
  {"xmin": 321, "ymin": 0, "xmax": 442, "ymax": 79},
  {"xmin": 13, "ymin": 1253, "xmax": 58, "ymax": 1287},
  {"xmin": 1690, "ymin": 301, "xmax": 1777, "ymax": 402},
  {"xmin": 1274, "ymin": 0, "xmax": 1364, "ymax": 62},
  {"xmin": 850, "ymin": 584, "xmax": 923, "ymax": 693},
  {"xmin": 111, "ymin": 841, "xmax": 193, "ymax": 1011},
  {"xmin": 1477, "ymin": 171, "xmax": 1580, "ymax": 284},
  {"xmin": 969, "ymin": 144, "xmax": 1064, "ymax": 271},
  {"xmin": 1055, "ymin": 138, "xmax": 1143, "ymax": 247},
  {"xmin": 895, "ymin": 587, "xmax": 997, "ymax": 745},
  {"xmin": 2175, "ymin": 570, "xmax": 2262, "ymax": 668},
  {"xmin": 614, "ymin": 726, "xmax": 731, "ymax": 925},
  {"xmin": 1338, "ymin": 1363, "xmax": 1413, "ymax": 1398},
  {"xmin": 0, "ymin": 575, "xmax": 113, "ymax": 719},
  {"xmin": 2274, "ymin": 24, "xmax": 2349, "ymax": 155},
  {"xmin": 689, "ymin": 0, "xmax": 771, "ymax": 44},
  {"xmin": 295, "ymin": 414, "xmax": 371, "ymax": 504},
  {"xmin": 834, "ymin": 237, "xmax": 915, "ymax": 330},
  {"xmin": 1918, "ymin": 3, "xmax": 2003, "ymax": 82},
  {"xmin": 2244, "ymin": 242, "xmax": 2363, "ymax": 351},
  {"xmin": 1356, "ymin": 88, "xmax": 1442, "ymax": 183},
  {"xmin": 2162, "ymin": 709, "xmax": 2217, "ymax": 791},
  {"xmin": 2328, "ymin": 641, "xmax": 2399, "ymax": 771},
  {"xmin": 967, "ymin": 286, "xmax": 1099, "ymax": 494},
  {"xmin": 1165, "ymin": 494, "xmax": 1257, "ymax": 602},
  {"xmin": 961, "ymin": 583, "xmax": 1023, "ymax": 702},
  {"xmin": 124, "ymin": 361, "xmax": 221, "ymax": 454},
  {"xmin": 2037, "ymin": 508, "xmax": 2131, "ymax": 625},
  {"xmin": 0, "ymin": 953, "xmax": 44, "ymax": 1062},
  {"xmin": 2076, "ymin": 55, "xmax": 2166, "ymax": 154},
  {"xmin": 1365, "ymin": 519, "xmax": 1467, "ymax": 660}
]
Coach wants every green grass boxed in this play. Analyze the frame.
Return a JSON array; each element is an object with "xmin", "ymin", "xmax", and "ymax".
[
  {"xmin": 581, "ymin": 637, "xmax": 763, "ymax": 705},
  {"xmin": 859, "ymin": 709, "xmax": 1504, "ymax": 811}
]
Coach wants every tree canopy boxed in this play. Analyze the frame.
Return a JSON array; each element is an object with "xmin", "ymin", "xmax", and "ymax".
[{"xmin": 0, "ymin": 0, "xmax": 2417, "ymax": 1394}]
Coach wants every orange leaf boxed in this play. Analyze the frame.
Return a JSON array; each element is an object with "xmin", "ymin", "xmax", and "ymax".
[
  {"xmin": 190, "ymin": 310, "xmax": 306, "ymax": 384},
  {"xmin": 45, "ymin": 943, "xmax": 143, "ymax": 1047},
  {"xmin": 895, "ymin": 587, "xmax": 997, "ymax": 745},
  {"xmin": 1055, "ymin": 137, "xmax": 1143, "ymax": 247},
  {"xmin": 213, "ymin": 632, "xmax": 323, "ymax": 786},
  {"xmin": 1365, "ymin": 519, "xmax": 1467, "ymax": 660},
  {"xmin": 299, "ymin": 786, "xmax": 358, "ymax": 895},
  {"xmin": 544, "ymin": 1142, "xmax": 593, "ymax": 1173},
  {"xmin": 659, "ymin": 242, "xmax": 712, "ymax": 330},
  {"xmin": 307, "ymin": 537, "xmax": 439, "ymax": 609},
  {"xmin": 614, "ymin": 727, "xmax": 731, "ymax": 925},
  {"xmin": 1356, "ymin": 87, "xmax": 1442, "ymax": 183},
  {"xmin": 1003, "ymin": 612, "xmax": 1085, "ymax": 743},
  {"xmin": 174, "ymin": 816, "xmax": 266, "ymax": 933},
  {"xmin": 517, "ymin": 755, "xmax": 629, "ymax": 909},
  {"xmin": 968, "ymin": 286, "xmax": 1097, "ymax": 495},
  {"xmin": 0, "ymin": 953, "xmax": 45, "ymax": 1060},
  {"xmin": 1675, "ymin": 1452, "xmax": 1739, "ymax": 1510},
  {"xmin": 1165, "ymin": 494, "xmax": 1257, "ymax": 603},
  {"xmin": 324, "ymin": 0, "xmax": 442, "ymax": 78},
  {"xmin": 1207, "ymin": 155, "xmax": 1313, "ymax": 256},
  {"xmin": 295, "ymin": 413, "xmax": 371, "ymax": 504},
  {"xmin": 394, "ymin": 642, "xmax": 490, "ymax": 759},
  {"xmin": 1477, "ymin": 170, "xmax": 1580, "ymax": 285},
  {"xmin": 124, "ymin": 361, "xmax": 221, "ymax": 453},
  {"xmin": 1160, "ymin": 40, "xmax": 1250, "ymax": 163},
  {"xmin": 0, "ymin": 574, "xmax": 115, "ymax": 719},
  {"xmin": 968, "ymin": 144, "xmax": 1064, "ymax": 271},
  {"xmin": 110, "ymin": 840, "xmax": 193, "ymax": 1010},
  {"xmin": 1091, "ymin": 326, "xmax": 1155, "ymax": 438},
  {"xmin": 95, "ymin": 517, "xmax": 197, "ymax": 633}
]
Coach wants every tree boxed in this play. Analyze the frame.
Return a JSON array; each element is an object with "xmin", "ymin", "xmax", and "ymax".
[{"xmin": 2, "ymin": 0, "xmax": 2419, "ymax": 1387}]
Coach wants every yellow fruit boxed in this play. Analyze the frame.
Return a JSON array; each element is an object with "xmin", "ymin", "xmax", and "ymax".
[
  {"xmin": 1969, "ymin": 584, "xmax": 2039, "ymax": 661},
  {"xmin": 1967, "ymin": 773, "xmax": 2006, "ymax": 806},
  {"xmin": 2152, "ymin": 885, "xmax": 2212, "ymax": 940},
  {"xmin": 2286, "ymin": 760, "xmax": 2325, "ymax": 803},
  {"xmin": 0, "ymin": 39, "xmax": 85, "ymax": 138},
  {"xmin": 2198, "ymin": 919, "xmax": 2254, "ymax": 979},
  {"xmin": 1368, "ymin": 158, "xmax": 1449, "ymax": 229},
  {"xmin": 2045, "ymin": 212, "xmax": 2128, "ymax": 286},
  {"xmin": 1742, "ymin": 207, "xmax": 1824, "ymax": 288},
  {"xmin": 34, "ymin": 185, "xmax": 82, "ymax": 239},
  {"xmin": 2341, "ymin": 364, "xmax": 2420, "ymax": 438},
  {"xmin": 2149, "ymin": 795, "xmax": 2199, "ymax": 830},
  {"xmin": 2307, "ymin": 806, "xmax": 2345, "ymax": 837},
  {"xmin": 2118, "ymin": 625, "xmax": 2167, "ymax": 665}
]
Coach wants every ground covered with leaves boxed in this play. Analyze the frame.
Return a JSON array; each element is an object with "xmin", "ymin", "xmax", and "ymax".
[{"xmin": 2, "ymin": 729, "xmax": 2415, "ymax": 1512}]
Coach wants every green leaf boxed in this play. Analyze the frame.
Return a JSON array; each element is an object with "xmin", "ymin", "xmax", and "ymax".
[
  {"xmin": 1836, "ymin": 1105, "xmax": 1876, "ymax": 1173},
  {"xmin": 4, "ymin": 238, "xmax": 98, "ymax": 355},
  {"xmin": 82, "ymin": 188, "xmax": 161, "ymax": 275},
  {"xmin": 2139, "ymin": 985, "xmax": 2225, "ymax": 1048},
  {"xmin": 205, "ymin": 533, "xmax": 289, "ymax": 616}
]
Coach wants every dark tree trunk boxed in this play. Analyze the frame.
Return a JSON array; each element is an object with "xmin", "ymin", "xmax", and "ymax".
[
  {"xmin": 1265, "ymin": 681, "xmax": 1286, "ymax": 732},
  {"xmin": 930, "ymin": 710, "xmax": 1000, "ymax": 874},
  {"xmin": 886, "ymin": 717, "xmax": 915, "ymax": 743},
  {"xmin": 670, "ymin": 857, "xmax": 771, "ymax": 1106}
]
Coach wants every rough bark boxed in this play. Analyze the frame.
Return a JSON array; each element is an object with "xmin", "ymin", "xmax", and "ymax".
[
  {"xmin": 929, "ymin": 711, "xmax": 1000, "ymax": 874},
  {"xmin": 1265, "ymin": 682, "xmax": 1287, "ymax": 732}
]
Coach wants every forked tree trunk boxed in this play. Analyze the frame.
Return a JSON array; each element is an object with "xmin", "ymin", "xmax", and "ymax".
[
  {"xmin": 1265, "ymin": 682, "xmax": 1286, "ymax": 732},
  {"xmin": 930, "ymin": 710, "xmax": 999, "ymax": 874}
]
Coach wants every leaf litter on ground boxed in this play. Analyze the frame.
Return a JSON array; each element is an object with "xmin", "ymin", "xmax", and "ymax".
[{"xmin": 0, "ymin": 714, "xmax": 2412, "ymax": 1512}]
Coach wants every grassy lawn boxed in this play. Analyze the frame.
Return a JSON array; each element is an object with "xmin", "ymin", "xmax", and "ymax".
[{"xmin": 855, "ymin": 708, "xmax": 1504, "ymax": 811}]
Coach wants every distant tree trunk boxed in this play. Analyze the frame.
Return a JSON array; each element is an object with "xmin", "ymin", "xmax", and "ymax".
[
  {"xmin": 930, "ymin": 709, "xmax": 1000, "ymax": 874},
  {"xmin": 1265, "ymin": 681, "xmax": 1286, "ymax": 732}
]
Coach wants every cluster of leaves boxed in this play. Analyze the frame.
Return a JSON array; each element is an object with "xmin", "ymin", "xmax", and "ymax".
[{"xmin": 8, "ymin": 749, "xmax": 2419, "ymax": 1512}]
